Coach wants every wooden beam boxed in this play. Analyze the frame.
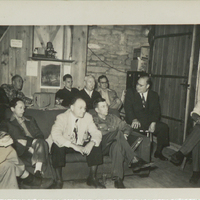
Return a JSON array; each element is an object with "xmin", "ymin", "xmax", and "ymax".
[
  {"xmin": 71, "ymin": 26, "xmax": 88, "ymax": 89},
  {"xmin": 183, "ymin": 25, "xmax": 197, "ymax": 142}
]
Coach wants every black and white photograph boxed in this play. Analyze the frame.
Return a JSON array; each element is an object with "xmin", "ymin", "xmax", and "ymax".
[{"xmin": 0, "ymin": 1, "xmax": 200, "ymax": 199}]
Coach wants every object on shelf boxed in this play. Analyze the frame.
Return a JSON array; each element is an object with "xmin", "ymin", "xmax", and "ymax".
[
  {"xmin": 131, "ymin": 46, "xmax": 150, "ymax": 72},
  {"xmin": 45, "ymin": 42, "xmax": 57, "ymax": 58}
]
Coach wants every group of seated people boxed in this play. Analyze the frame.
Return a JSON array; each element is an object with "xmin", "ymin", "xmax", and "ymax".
[{"xmin": 0, "ymin": 72, "xmax": 199, "ymax": 189}]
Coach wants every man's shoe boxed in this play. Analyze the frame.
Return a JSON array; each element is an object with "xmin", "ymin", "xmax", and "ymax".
[
  {"xmin": 189, "ymin": 171, "xmax": 200, "ymax": 184},
  {"xmin": 114, "ymin": 177, "xmax": 125, "ymax": 188},
  {"xmin": 22, "ymin": 173, "xmax": 53, "ymax": 189},
  {"xmin": 133, "ymin": 168, "xmax": 150, "ymax": 178},
  {"xmin": 154, "ymin": 151, "xmax": 168, "ymax": 161},
  {"xmin": 86, "ymin": 177, "xmax": 106, "ymax": 188},
  {"xmin": 170, "ymin": 151, "xmax": 184, "ymax": 166},
  {"xmin": 130, "ymin": 158, "xmax": 154, "ymax": 172},
  {"xmin": 50, "ymin": 180, "xmax": 63, "ymax": 189}
]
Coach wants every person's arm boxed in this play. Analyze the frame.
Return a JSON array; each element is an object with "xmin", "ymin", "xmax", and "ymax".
[
  {"xmin": 18, "ymin": 91, "xmax": 32, "ymax": 105},
  {"xmin": 191, "ymin": 113, "xmax": 200, "ymax": 123},
  {"xmin": 1, "ymin": 84, "xmax": 13, "ymax": 102},
  {"xmin": 87, "ymin": 115, "xmax": 102, "ymax": 147},
  {"xmin": 124, "ymin": 89, "xmax": 137, "ymax": 125},
  {"xmin": 51, "ymin": 114, "xmax": 73, "ymax": 148},
  {"xmin": 115, "ymin": 115, "xmax": 132, "ymax": 138},
  {"xmin": 29, "ymin": 117, "xmax": 44, "ymax": 139},
  {"xmin": 109, "ymin": 90, "xmax": 122, "ymax": 110}
]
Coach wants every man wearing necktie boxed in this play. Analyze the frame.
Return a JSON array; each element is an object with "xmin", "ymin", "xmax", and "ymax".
[
  {"xmin": 50, "ymin": 97, "xmax": 104, "ymax": 188},
  {"xmin": 124, "ymin": 74, "xmax": 169, "ymax": 161}
]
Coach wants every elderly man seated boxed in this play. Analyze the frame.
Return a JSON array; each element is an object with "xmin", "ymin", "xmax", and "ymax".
[
  {"xmin": 1, "ymin": 74, "xmax": 32, "ymax": 105},
  {"xmin": 0, "ymin": 123, "xmax": 53, "ymax": 189},
  {"xmin": 50, "ymin": 97, "xmax": 105, "ymax": 189},
  {"xmin": 79, "ymin": 75, "xmax": 101, "ymax": 112},
  {"xmin": 97, "ymin": 75, "xmax": 122, "ymax": 110},
  {"xmin": 170, "ymin": 101, "xmax": 200, "ymax": 184},
  {"xmin": 92, "ymin": 97, "xmax": 154, "ymax": 188},
  {"xmin": 3, "ymin": 98, "xmax": 54, "ymax": 186}
]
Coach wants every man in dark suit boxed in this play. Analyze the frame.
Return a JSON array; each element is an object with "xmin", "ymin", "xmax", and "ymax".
[
  {"xmin": 124, "ymin": 74, "xmax": 169, "ymax": 161},
  {"xmin": 79, "ymin": 75, "xmax": 101, "ymax": 111},
  {"xmin": 3, "ymin": 98, "xmax": 54, "ymax": 188},
  {"xmin": 55, "ymin": 74, "xmax": 79, "ymax": 107}
]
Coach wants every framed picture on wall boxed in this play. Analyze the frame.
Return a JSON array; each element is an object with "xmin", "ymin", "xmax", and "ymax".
[{"xmin": 40, "ymin": 61, "xmax": 61, "ymax": 89}]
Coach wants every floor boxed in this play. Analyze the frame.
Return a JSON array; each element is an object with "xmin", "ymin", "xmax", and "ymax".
[{"xmin": 62, "ymin": 146, "xmax": 200, "ymax": 189}]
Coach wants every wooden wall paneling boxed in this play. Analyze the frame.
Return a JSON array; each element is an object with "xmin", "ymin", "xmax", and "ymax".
[
  {"xmin": 62, "ymin": 26, "xmax": 72, "ymax": 89},
  {"xmin": 28, "ymin": 26, "xmax": 40, "ymax": 96},
  {"xmin": 1, "ymin": 27, "xmax": 10, "ymax": 85},
  {"xmin": 71, "ymin": 26, "xmax": 88, "ymax": 89},
  {"xmin": 177, "ymin": 36, "xmax": 189, "ymax": 143},
  {"xmin": 8, "ymin": 27, "xmax": 17, "ymax": 83},
  {"xmin": 170, "ymin": 35, "xmax": 181, "ymax": 143},
  {"xmin": 149, "ymin": 25, "xmax": 195, "ymax": 144},
  {"xmin": 16, "ymin": 26, "xmax": 32, "ymax": 98},
  {"xmin": 172, "ymin": 36, "xmax": 185, "ymax": 144}
]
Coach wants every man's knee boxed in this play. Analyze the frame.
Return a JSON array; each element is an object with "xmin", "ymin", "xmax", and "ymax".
[{"xmin": 156, "ymin": 122, "xmax": 169, "ymax": 134}]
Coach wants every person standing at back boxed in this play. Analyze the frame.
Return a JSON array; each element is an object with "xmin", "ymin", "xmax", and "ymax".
[
  {"xmin": 55, "ymin": 74, "xmax": 79, "ymax": 107},
  {"xmin": 124, "ymin": 73, "xmax": 169, "ymax": 161}
]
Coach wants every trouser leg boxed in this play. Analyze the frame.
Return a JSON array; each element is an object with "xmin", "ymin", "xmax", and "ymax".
[
  {"xmin": 51, "ymin": 143, "xmax": 68, "ymax": 181},
  {"xmin": 31, "ymin": 139, "xmax": 49, "ymax": 165},
  {"xmin": 0, "ymin": 161, "xmax": 19, "ymax": 189},
  {"xmin": 154, "ymin": 122, "xmax": 169, "ymax": 152},
  {"xmin": 86, "ymin": 145, "xmax": 103, "ymax": 167},
  {"xmin": 180, "ymin": 124, "xmax": 200, "ymax": 155},
  {"xmin": 192, "ymin": 141, "xmax": 200, "ymax": 172},
  {"xmin": 109, "ymin": 140, "xmax": 125, "ymax": 179},
  {"xmin": 102, "ymin": 130, "xmax": 134, "ymax": 179}
]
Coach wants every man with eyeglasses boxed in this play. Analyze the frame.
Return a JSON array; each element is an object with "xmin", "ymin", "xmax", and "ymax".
[{"xmin": 97, "ymin": 75, "xmax": 122, "ymax": 110}]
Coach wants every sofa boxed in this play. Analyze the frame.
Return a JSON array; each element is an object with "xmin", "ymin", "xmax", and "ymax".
[{"xmin": 5, "ymin": 107, "xmax": 151, "ymax": 181}]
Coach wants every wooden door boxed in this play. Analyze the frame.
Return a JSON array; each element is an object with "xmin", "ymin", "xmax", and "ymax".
[{"xmin": 149, "ymin": 25, "xmax": 199, "ymax": 145}]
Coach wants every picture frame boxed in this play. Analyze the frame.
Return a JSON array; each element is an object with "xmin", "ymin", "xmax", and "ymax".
[{"xmin": 40, "ymin": 61, "xmax": 61, "ymax": 89}]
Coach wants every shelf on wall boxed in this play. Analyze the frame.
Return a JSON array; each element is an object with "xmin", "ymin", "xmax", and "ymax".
[{"xmin": 29, "ymin": 57, "xmax": 74, "ymax": 63}]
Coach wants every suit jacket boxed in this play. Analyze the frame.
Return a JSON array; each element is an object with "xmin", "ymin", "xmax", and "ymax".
[
  {"xmin": 124, "ymin": 89, "xmax": 161, "ymax": 130},
  {"xmin": 97, "ymin": 88, "xmax": 122, "ymax": 110},
  {"xmin": 4, "ymin": 116, "xmax": 44, "ymax": 157},
  {"xmin": 50, "ymin": 109, "xmax": 102, "ymax": 148},
  {"xmin": 55, "ymin": 87, "xmax": 79, "ymax": 107},
  {"xmin": 79, "ymin": 89, "xmax": 101, "ymax": 110}
]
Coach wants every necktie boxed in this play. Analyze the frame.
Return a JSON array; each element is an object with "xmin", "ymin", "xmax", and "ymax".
[
  {"xmin": 73, "ymin": 119, "xmax": 78, "ymax": 142},
  {"xmin": 141, "ymin": 93, "xmax": 146, "ymax": 108}
]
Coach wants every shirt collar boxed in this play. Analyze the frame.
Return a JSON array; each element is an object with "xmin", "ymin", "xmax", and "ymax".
[
  {"xmin": 70, "ymin": 110, "xmax": 79, "ymax": 122},
  {"xmin": 64, "ymin": 87, "xmax": 71, "ymax": 92},
  {"xmin": 84, "ymin": 88, "xmax": 93, "ymax": 97},
  {"xmin": 10, "ymin": 113, "xmax": 30, "ymax": 123}
]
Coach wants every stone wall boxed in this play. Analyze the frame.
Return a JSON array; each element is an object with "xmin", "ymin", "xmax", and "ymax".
[{"xmin": 86, "ymin": 25, "xmax": 149, "ymax": 98}]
